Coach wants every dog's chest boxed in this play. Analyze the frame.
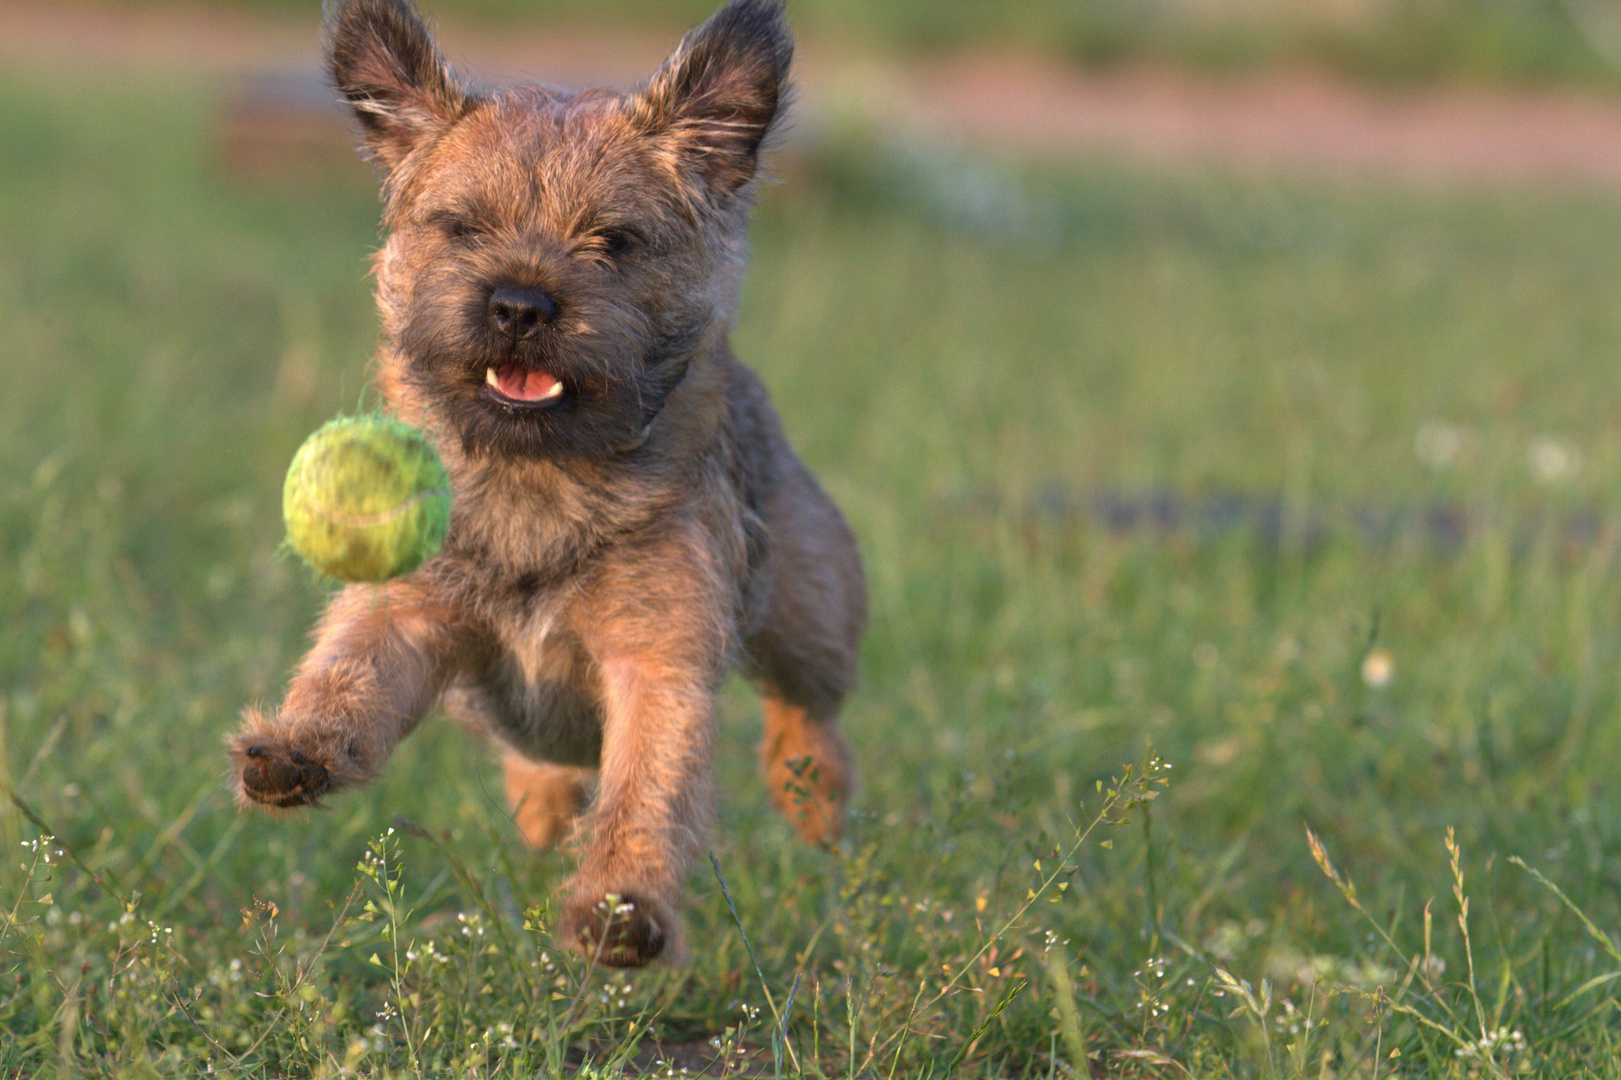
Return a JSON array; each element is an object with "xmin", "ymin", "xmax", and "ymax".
[{"xmin": 462, "ymin": 598, "xmax": 605, "ymax": 766}]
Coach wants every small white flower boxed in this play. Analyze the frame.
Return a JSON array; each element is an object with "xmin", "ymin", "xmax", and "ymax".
[
  {"xmin": 1361, "ymin": 647, "xmax": 1394, "ymax": 688},
  {"xmin": 1416, "ymin": 421, "xmax": 1468, "ymax": 469},
  {"xmin": 1528, "ymin": 435, "xmax": 1582, "ymax": 484}
]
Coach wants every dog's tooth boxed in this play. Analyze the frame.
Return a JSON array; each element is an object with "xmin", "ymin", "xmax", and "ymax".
[
  {"xmin": 541, "ymin": 380, "xmax": 564, "ymax": 401},
  {"xmin": 486, "ymin": 367, "xmax": 500, "ymax": 388}
]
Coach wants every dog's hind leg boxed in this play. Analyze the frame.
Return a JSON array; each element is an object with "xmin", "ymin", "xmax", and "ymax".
[
  {"xmin": 759, "ymin": 696, "xmax": 852, "ymax": 846},
  {"xmin": 502, "ymin": 753, "xmax": 594, "ymax": 850},
  {"xmin": 746, "ymin": 453, "xmax": 866, "ymax": 846}
]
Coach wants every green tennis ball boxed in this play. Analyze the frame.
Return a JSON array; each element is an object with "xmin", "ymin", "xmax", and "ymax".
[{"xmin": 282, "ymin": 415, "xmax": 450, "ymax": 583}]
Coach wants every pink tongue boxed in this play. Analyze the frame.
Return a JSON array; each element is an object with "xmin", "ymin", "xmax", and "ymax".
[{"xmin": 496, "ymin": 366, "xmax": 559, "ymax": 401}]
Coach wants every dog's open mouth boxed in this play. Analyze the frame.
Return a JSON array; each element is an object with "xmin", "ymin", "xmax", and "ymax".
[{"xmin": 485, "ymin": 364, "xmax": 566, "ymax": 408}]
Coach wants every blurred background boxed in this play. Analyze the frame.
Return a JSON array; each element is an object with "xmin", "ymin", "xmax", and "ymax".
[{"xmin": 10, "ymin": 0, "xmax": 1621, "ymax": 1073}]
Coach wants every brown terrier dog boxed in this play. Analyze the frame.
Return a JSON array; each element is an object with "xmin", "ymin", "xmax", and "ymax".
[{"xmin": 228, "ymin": 0, "xmax": 864, "ymax": 968}]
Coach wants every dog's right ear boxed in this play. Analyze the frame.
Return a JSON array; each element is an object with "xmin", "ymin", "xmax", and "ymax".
[
  {"xmin": 631, "ymin": 0, "xmax": 792, "ymax": 195},
  {"xmin": 326, "ymin": 0, "xmax": 472, "ymax": 174}
]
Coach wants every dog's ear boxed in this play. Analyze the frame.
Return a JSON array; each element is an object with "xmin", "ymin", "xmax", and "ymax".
[
  {"xmin": 327, "ymin": 0, "xmax": 473, "ymax": 174},
  {"xmin": 631, "ymin": 0, "xmax": 792, "ymax": 194}
]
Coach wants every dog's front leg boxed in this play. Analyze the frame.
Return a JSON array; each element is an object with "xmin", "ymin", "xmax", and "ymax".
[
  {"xmin": 560, "ymin": 552, "xmax": 731, "ymax": 967},
  {"xmin": 229, "ymin": 579, "xmax": 463, "ymax": 809}
]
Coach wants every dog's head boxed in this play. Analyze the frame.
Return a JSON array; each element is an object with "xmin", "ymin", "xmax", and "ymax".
[{"xmin": 328, "ymin": 0, "xmax": 790, "ymax": 460}]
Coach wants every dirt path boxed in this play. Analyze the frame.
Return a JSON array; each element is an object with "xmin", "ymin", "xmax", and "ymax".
[
  {"xmin": 910, "ymin": 53, "xmax": 1621, "ymax": 190},
  {"xmin": 9, "ymin": 1, "xmax": 1621, "ymax": 191}
]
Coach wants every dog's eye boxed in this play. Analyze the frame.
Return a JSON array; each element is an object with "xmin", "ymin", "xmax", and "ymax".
[
  {"xmin": 430, "ymin": 212, "xmax": 484, "ymax": 242},
  {"xmin": 593, "ymin": 226, "xmax": 640, "ymax": 258}
]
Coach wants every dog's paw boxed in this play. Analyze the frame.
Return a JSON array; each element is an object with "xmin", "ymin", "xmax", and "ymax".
[
  {"xmin": 561, "ymin": 890, "xmax": 675, "ymax": 968},
  {"xmin": 228, "ymin": 734, "xmax": 336, "ymax": 809}
]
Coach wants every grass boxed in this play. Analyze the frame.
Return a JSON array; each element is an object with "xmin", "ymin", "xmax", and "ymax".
[
  {"xmin": 6, "ymin": 61, "xmax": 1621, "ymax": 1077},
  {"xmin": 190, "ymin": 0, "xmax": 1618, "ymax": 88}
]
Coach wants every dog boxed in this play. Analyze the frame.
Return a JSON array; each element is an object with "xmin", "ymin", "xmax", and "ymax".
[{"xmin": 228, "ymin": 0, "xmax": 865, "ymax": 968}]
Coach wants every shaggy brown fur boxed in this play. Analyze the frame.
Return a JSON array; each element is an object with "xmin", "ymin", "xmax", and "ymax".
[{"xmin": 228, "ymin": 0, "xmax": 865, "ymax": 968}]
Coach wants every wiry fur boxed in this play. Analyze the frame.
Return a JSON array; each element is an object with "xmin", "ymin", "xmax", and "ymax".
[{"xmin": 229, "ymin": 0, "xmax": 865, "ymax": 968}]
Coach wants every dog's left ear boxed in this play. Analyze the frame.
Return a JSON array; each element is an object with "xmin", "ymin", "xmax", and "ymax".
[
  {"xmin": 632, "ymin": 0, "xmax": 792, "ymax": 194},
  {"xmin": 327, "ymin": 0, "xmax": 474, "ymax": 175}
]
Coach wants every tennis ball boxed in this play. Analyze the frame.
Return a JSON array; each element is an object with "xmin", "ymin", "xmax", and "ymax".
[{"xmin": 282, "ymin": 415, "xmax": 451, "ymax": 582}]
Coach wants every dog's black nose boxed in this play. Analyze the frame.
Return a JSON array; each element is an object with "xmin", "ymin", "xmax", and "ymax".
[{"xmin": 488, "ymin": 284, "xmax": 559, "ymax": 339}]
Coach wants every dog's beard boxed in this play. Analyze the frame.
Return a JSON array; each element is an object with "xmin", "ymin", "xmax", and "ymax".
[{"xmin": 396, "ymin": 281, "xmax": 700, "ymax": 462}]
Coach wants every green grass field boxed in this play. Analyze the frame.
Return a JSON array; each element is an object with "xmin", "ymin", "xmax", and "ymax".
[
  {"xmin": 203, "ymin": 0, "xmax": 1618, "ymax": 87},
  {"xmin": 7, "ymin": 61, "xmax": 1621, "ymax": 1077}
]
